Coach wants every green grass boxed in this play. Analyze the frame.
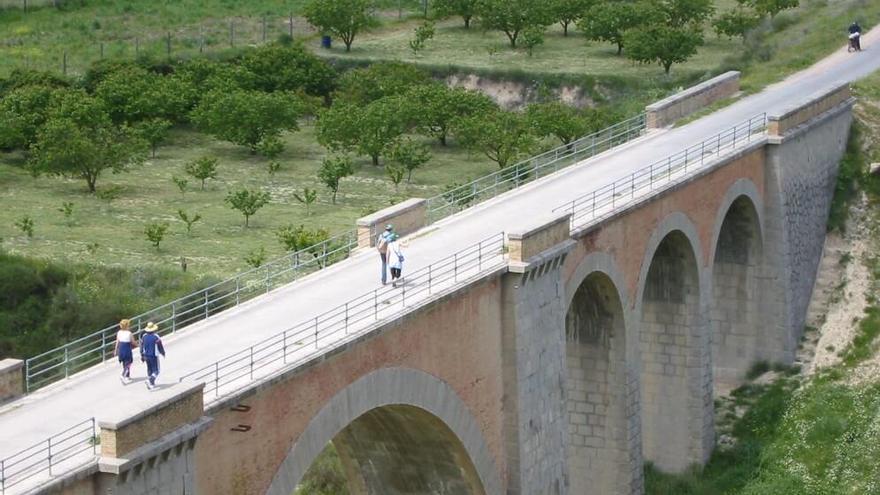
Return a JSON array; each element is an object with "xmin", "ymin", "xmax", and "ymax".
[
  {"xmin": 0, "ymin": 0, "xmax": 426, "ymax": 76},
  {"xmin": 0, "ymin": 124, "xmax": 499, "ymax": 278},
  {"xmin": 318, "ymin": 18, "xmax": 738, "ymax": 82}
]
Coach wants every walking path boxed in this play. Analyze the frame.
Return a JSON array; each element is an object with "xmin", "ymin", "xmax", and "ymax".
[{"xmin": 1, "ymin": 26, "xmax": 880, "ymax": 492}]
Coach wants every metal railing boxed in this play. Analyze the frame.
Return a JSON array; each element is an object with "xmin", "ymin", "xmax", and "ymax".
[
  {"xmin": 23, "ymin": 112, "xmax": 648, "ymax": 394},
  {"xmin": 425, "ymin": 113, "xmax": 648, "ymax": 223},
  {"xmin": 554, "ymin": 113, "xmax": 768, "ymax": 230},
  {"xmin": 180, "ymin": 233, "xmax": 506, "ymax": 401},
  {"xmin": 0, "ymin": 418, "xmax": 97, "ymax": 494},
  {"xmin": 25, "ymin": 229, "xmax": 362, "ymax": 392}
]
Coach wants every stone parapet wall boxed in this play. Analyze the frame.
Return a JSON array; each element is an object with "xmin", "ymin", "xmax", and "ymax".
[
  {"xmin": 768, "ymin": 83, "xmax": 851, "ymax": 137},
  {"xmin": 646, "ymin": 71, "xmax": 740, "ymax": 129},
  {"xmin": 356, "ymin": 198, "xmax": 426, "ymax": 248},
  {"xmin": 99, "ymin": 382, "xmax": 204, "ymax": 458},
  {"xmin": 507, "ymin": 213, "xmax": 571, "ymax": 263},
  {"xmin": 0, "ymin": 358, "xmax": 24, "ymax": 404}
]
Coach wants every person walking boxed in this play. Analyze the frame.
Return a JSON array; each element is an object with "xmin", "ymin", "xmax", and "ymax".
[
  {"xmin": 140, "ymin": 322, "xmax": 166, "ymax": 390},
  {"xmin": 376, "ymin": 224, "xmax": 395, "ymax": 285},
  {"xmin": 388, "ymin": 234, "xmax": 405, "ymax": 288},
  {"xmin": 114, "ymin": 319, "xmax": 136, "ymax": 384}
]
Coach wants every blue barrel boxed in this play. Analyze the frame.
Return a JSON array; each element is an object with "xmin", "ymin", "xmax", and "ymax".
[{"xmin": 321, "ymin": 35, "xmax": 332, "ymax": 49}]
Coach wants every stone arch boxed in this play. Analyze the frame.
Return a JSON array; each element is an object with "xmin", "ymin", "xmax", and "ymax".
[
  {"xmin": 634, "ymin": 212, "xmax": 712, "ymax": 473},
  {"xmin": 564, "ymin": 253, "xmax": 637, "ymax": 495},
  {"xmin": 266, "ymin": 367, "xmax": 502, "ymax": 495},
  {"xmin": 709, "ymin": 181, "xmax": 766, "ymax": 390}
]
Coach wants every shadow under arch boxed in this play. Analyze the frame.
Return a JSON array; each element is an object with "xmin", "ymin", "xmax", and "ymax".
[
  {"xmin": 266, "ymin": 367, "xmax": 501, "ymax": 495},
  {"xmin": 564, "ymin": 267, "xmax": 634, "ymax": 494},
  {"xmin": 710, "ymin": 188, "xmax": 765, "ymax": 390},
  {"xmin": 635, "ymin": 212, "xmax": 711, "ymax": 473}
]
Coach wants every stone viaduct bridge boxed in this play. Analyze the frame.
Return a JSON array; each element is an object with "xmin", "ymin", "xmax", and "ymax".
[{"xmin": 0, "ymin": 58, "xmax": 866, "ymax": 495}]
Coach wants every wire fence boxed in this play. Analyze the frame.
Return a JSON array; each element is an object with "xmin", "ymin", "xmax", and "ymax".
[
  {"xmin": 25, "ymin": 229, "xmax": 362, "ymax": 392},
  {"xmin": 554, "ymin": 113, "xmax": 768, "ymax": 230},
  {"xmin": 180, "ymin": 232, "xmax": 506, "ymax": 401},
  {"xmin": 425, "ymin": 113, "xmax": 647, "ymax": 223},
  {"xmin": 0, "ymin": 418, "xmax": 97, "ymax": 494}
]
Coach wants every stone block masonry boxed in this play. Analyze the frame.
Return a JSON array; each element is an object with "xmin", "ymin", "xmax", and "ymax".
[{"xmin": 0, "ymin": 358, "xmax": 24, "ymax": 404}]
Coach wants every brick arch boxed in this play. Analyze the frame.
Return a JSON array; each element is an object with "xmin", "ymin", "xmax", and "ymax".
[
  {"xmin": 633, "ymin": 212, "xmax": 713, "ymax": 472},
  {"xmin": 265, "ymin": 367, "xmax": 502, "ymax": 495},
  {"xmin": 709, "ymin": 181, "xmax": 767, "ymax": 389},
  {"xmin": 563, "ymin": 254, "xmax": 641, "ymax": 494}
]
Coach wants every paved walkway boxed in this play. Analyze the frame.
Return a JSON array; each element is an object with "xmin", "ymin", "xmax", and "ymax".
[{"xmin": 1, "ymin": 26, "xmax": 879, "ymax": 490}]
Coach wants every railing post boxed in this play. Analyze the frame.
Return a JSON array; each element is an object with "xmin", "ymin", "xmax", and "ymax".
[
  {"xmin": 47, "ymin": 437, "xmax": 52, "ymax": 475},
  {"xmin": 478, "ymin": 242, "xmax": 482, "ymax": 271},
  {"xmin": 214, "ymin": 362, "xmax": 219, "ymax": 398},
  {"xmin": 249, "ymin": 346, "xmax": 254, "ymax": 380},
  {"xmin": 283, "ymin": 331, "xmax": 288, "ymax": 364},
  {"xmin": 235, "ymin": 277, "xmax": 240, "ymax": 305},
  {"xmin": 344, "ymin": 302, "xmax": 349, "ymax": 335},
  {"xmin": 204, "ymin": 290, "xmax": 209, "ymax": 319},
  {"xmin": 374, "ymin": 291, "xmax": 378, "ymax": 321},
  {"xmin": 101, "ymin": 332, "xmax": 106, "ymax": 363},
  {"xmin": 454, "ymin": 253, "xmax": 458, "ymax": 282},
  {"xmin": 2, "ymin": 458, "xmax": 5, "ymax": 493},
  {"xmin": 314, "ymin": 317, "xmax": 319, "ymax": 349},
  {"xmin": 612, "ymin": 182, "xmax": 616, "ymax": 208},
  {"xmin": 171, "ymin": 301, "xmax": 176, "ymax": 333},
  {"xmin": 92, "ymin": 418, "xmax": 97, "ymax": 454},
  {"xmin": 265, "ymin": 265, "xmax": 270, "ymax": 294},
  {"xmin": 428, "ymin": 264, "xmax": 432, "ymax": 294},
  {"xmin": 64, "ymin": 347, "xmax": 69, "ymax": 379}
]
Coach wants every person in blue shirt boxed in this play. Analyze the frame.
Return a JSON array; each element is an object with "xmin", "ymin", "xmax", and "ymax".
[
  {"xmin": 140, "ymin": 322, "xmax": 166, "ymax": 390},
  {"xmin": 376, "ymin": 224, "xmax": 395, "ymax": 285}
]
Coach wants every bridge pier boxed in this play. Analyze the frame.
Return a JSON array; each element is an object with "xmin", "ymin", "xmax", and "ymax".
[
  {"xmin": 764, "ymin": 84, "xmax": 855, "ymax": 363},
  {"xmin": 501, "ymin": 214, "xmax": 575, "ymax": 494}
]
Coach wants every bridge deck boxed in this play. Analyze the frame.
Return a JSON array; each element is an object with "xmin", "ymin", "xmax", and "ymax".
[{"xmin": 2, "ymin": 29, "xmax": 879, "ymax": 493}]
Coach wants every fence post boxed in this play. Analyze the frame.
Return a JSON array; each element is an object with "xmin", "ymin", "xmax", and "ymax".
[
  {"xmin": 229, "ymin": 21, "xmax": 235, "ymax": 47},
  {"xmin": 62, "ymin": 51, "xmax": 67, "ymax": 75},
  {"xmin": 262, "ymin": 16, "xmax": 267, "ymax": 42},
  {"xmin": 135, "ymin": 37, "xmax": 139, "ymax": 55},
  {"xmin": 166, "ymin": 32, "xmax": 171, "ymax": 58},
  {"xmin": 100, "ymin": 42, "xmax": 104, "ymax": 59},
  {"xmin": 289, "ymin": 12, "xmax": 294, "ymax": 38}
]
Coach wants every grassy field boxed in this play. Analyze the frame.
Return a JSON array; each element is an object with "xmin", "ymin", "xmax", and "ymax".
[
  {"xmin": 0, "ymin": 124, "xmax": 500, "ymax": 277},
  {"xmin": 321, "ymin": 18, "xmax": 740, "ymax": 82},
  {"xmin": 0, "ymin": 0, "xmax": 424, "ymax": 76}
]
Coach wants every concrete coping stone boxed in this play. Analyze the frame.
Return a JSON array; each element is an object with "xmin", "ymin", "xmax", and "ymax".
[
  {"xmin": 98, "ymin": 381, "xmax": 204, "ymax": 430},
  {"xmin": 506, "ymin": 212, "xmax": 570, "ymax": 240},
  {"xmin": 646, "ymin": 71, "xmax": 740, "ymax": 111},
  {"xmin": 768, "ymin": 82, "xmax": 850, "ymax": 122},
  {"xmin": 356, "ymin": 198, "xmax": 426, "ymax": 227},
  {"xmin": 0, "ymin": 358, "xmax": 24, "ymax": 373}
]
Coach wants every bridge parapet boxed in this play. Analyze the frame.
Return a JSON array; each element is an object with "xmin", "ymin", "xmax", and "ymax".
[
  {"xmin": 646, "ymin": 71, "xmax": 740, "ymax": 129},
  {"xmin": 99, "ymin": 382, "xmax": 204, "ymax": 458},
  {"xmin": 356, "ymin": 198, "xmax": 427, "ymax": 248},
  {"xmin": 507, "ymin": 212, "xmax": 572, "ymax": 265},
  {"xmin": 768, "ymin": 83, "xmax": 851, "ymax": 137},
  {"xmin": 0, "ymin": 358, "xmax": 24, "ymax": 404}
]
